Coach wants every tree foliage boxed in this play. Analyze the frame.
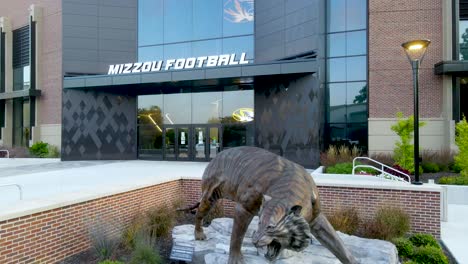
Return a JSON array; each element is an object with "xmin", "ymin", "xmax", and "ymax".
[
  {"xmin": 390, "ymin": 112, "xmax": 425, "ymax": 174},
  {"xmin": 455, "ymin": 116, "xmax": 468, "ymax": 176}
]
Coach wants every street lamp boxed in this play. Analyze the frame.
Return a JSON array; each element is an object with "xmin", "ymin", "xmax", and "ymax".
[{"xmin": 401, "ymin": 39, "xmax": 431, "ymax": 185}]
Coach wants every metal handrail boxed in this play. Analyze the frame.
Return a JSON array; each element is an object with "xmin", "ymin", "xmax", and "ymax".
[
  {"xmin": 0, "ymin": 184, "xmax": 23, "ymax": 200},
  {"xmin": 0, "ymin": 149, "xmax": 9, "ymax": 158},
  {"xmin": 352, "ymin": 157, "xmax": 411, "ymax": 183}
]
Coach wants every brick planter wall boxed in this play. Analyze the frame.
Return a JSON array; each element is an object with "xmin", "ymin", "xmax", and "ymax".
[{"xmin": 0, "ymin": 179, "xmax": 441, "ymax": 264}]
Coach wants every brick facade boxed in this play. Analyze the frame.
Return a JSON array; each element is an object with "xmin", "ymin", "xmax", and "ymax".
[
  {"xmin": 369, "ymin": 0, "xmax": 444, "ymax": 118},
  {"xmin": 0, "ymin": 179, "xmax": 441, "ymax": 264}
]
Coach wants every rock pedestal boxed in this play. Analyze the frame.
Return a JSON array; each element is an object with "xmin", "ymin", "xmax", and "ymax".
[{"xmin": 172, "ymin": 217, "xmax": 399, "ymax": 264}]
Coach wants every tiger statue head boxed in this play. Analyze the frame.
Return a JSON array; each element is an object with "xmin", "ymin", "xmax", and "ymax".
[{"xmin": 252, "ymin": 195, "xmax": 313, "ymax": 261}]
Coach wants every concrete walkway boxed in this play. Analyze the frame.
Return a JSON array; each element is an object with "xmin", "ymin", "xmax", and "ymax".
[{"xmin": 442, "ymin": 204, "xmax": 468, "ymax": 264}]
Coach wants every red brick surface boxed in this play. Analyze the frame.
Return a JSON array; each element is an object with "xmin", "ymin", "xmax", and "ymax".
[
  {"xmin": 369, "ymin": 0, "xmax": 443, "ymax": 118},
  {"xmin": 0, "ymin": 179, "xmax": 441, "ymax": 263}
]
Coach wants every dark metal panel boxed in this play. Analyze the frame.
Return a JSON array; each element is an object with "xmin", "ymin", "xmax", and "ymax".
[
  {"xmin": 0, "ymin": 89, "xmax": 41, "ymax": 100},
  {"xmin": 61, "ymin": 89, "xmax": 137, "ymax": 160},
  {"xmin": 254, "ymin": 74, "xmax": 324, "ymax": 168},
  {"xmin": 0, "ymin": 32, "xmax": 5, "ymax": 93},
  {"xmin": 12, "ymin": 26, "xmax": 29, "ymax": 68}
]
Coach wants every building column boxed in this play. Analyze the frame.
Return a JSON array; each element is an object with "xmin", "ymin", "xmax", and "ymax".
[
  {"xmin": 0, "ymin": 17, "xmax": 13, "ymax": 147},
  {"xmin": 29, "ymin": 5, "xmax": 42, "ymax": 146}
]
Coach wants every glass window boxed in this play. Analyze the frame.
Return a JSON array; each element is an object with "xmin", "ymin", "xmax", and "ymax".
[
  {"xmin": 138, "ymin": 0, "xmax": 164, "ymax": 46},
  {"xmin": 459, "ymin": 21, "xmax": 468, "ymax": 60},
  {"xmin": 13, "ymin": 65, "xmax": 30, "ymax": 91},
  {"xmin": 223, "ymin": 0, "xmax": 254, "ymax": 37},
  {"xmin": 346, "ymin": 30, "xmax": 366, "ymax": 56},
  {"xmin": 222, "ymin": 36, "xmax": 254, "ymax": 61},
  {"xmin": 327, "ymin": 58, "xmax": 346, "ymax": 82},
  {"xmin": 164, "ymin": 0, "xmax": 193, "ymax": 43},
  {"xmin": 192, "ymin": 39, "xmax": 223, "ymax": 58},
  {"xmin": 328, "ymin": 33, "xmax": 346, "ymax": 57},
  {"xmin": 164, "ymin": 93, "xmax": 191, "ymax": 124},
  {"xmin": 346, "ymin": 82, "xmax": 367, "ymax": 123},
  {"xmin": 329, "ymin": 123, "xmax": 346, "ymax": 145},
  {"xmin": 222, "ymin": 89, "xmax": 254, "ymax": 122},
  {"xmin": 164, "ymin": 43, "xmax": 192, "ymax": 60},
  {"xmin": 223, "ymin": 124, "xmax": 248, "ymax": 148},
  {"xmin": 346, "ymin": 0, "xmax": 367, "ymax": 31},
  {"xmin": 193, "ymin": 0, "xmax": 222, "ymax": 40},
  {"xmin": 139, "ymin": 45, "xmax": 164, "ymax": 62},
  {"xmin": 328, "ymin": 83, "xmax": 347, "ymax": 123},
  {"xmin": 328, "ymin": 0, "xmax": 346, "ymax": 32},
  {"xmin": 138, "ymin": 95, "xmax": 164, "ymax": 126},
  {"xmin": 346, "ymin": 56, "xmax": 366, "ymax": 81},
  {"xmin": 192, "ymin": 92, "xmax": 223, "ymax": 124},
  {"xmin": 347, "ymin": 123, "xmax": 368, "ymax": 148}
]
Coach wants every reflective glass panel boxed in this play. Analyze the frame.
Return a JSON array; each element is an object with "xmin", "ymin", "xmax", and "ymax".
[
  {"xmin": 164, "ymin": 0, "xmax": 193, "ymax": 43},
  {"xmin": 346, "ymin": 0, "xmax": 367, "ymax": 31},
  {"xmin": 346, "ymin": 82, "xmax": 367, "ymax": 123},
  {"xmin": 165, "ymin": 127, "xmax": 176, "ymax": 158},
  {"xmin": 328, "ymin": 33, "xmax": 346, "ymax": 57},
  {"xmin": 347, "ymin": 123, "xmax": 368, "ymax": 148},
  {"xmin": 328, "ymin": 0, "xmax": 346, "ymax": 32},
  {"xmin": 194, "ymin": 127, "xmax": 207, "ymax": 159},
  {"xmin": 346, "ymin": 56, "xmax": 366, "ymax": 81},
  {"xmin": 192, "ymin": 39, "xmax": 223, "ymax": 58},
  {"xmin": 138, "ymin": 45, "xmax": 164, "ymax": 62},
  {"xmin": 164, "ymin": 93, "xmax": 191, "ymax": 124},
  {"xmin": 460, "ymin": 21, "xmax": 468, "ymax": 60},
  {"xmin": 192, "ymin": 92, "xmax": 222, "ymax": 124},
  {"xmin": 329, "ymin": 123, "xmax": 347, "ymax": 145},
  {"xmin": 327, "ymin": 58, "xmax": 346, "ymax": 82},
  {"xmin": 222, "ymin": 89, "xmax": 254, "ymax": 123},
  {"xmin": 223, "ymin": 125, "xmax": 247, "ymax": 149},
  {"xmin": 346, "ymin": 30, "xmax": 366, "ymax": 56},
  {"xmin": 223, "ymin": 0, "xmax": 254, "ymax": 37},
  {"xmin": 138, "ymin": 95, "xmax": 164, "ymax": 126},
  {"xmin": 164, "ymin": 43, "xmax": 192, "ymax": 60},
  {"xmin": 209, "ymin": 126, "xmax": 220, "ymax": 158},
  {"xmin": 193, "ymin": 0, "xmax": 222, "ymax": 40},
  {"xmin": 138, "ymin": 125, "xmax": 163, "ymax": 159},
  {"xmin": 328, "ymin": 83, "xmax": 346, "ymax": 123},
  {"xmin": 138, "ymin": 0, "xmax": 164, "ymax": 46},
  {"xmin": 178, "ymin": 127, "xmax": 190, "ymax": 159},
  {"xmin": 222, "ymin": 36, "xmax": 254, "ymax": 61}
]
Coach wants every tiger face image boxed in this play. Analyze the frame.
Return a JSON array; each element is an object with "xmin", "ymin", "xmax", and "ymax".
[{"xmin": 252, "ymin": 196, "xmax": 313, "ymax": 261}]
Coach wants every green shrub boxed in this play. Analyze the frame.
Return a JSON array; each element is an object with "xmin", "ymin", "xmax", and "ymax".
[
  {"xmin": 146, "ymin": 204, "xmax": 175, "ymax": 238},
  {"xmin": 362, "ymin": 206, "xmax": 410, "ymax": 241},
  {"xmin": 421, "ymin": 162, "xmax": 440, "ymax": 173},
  {"xmin": 130, "ymin": 235, "xmax": 162, "ymax": 264},
  {"xmin": 29, "ymin": 141, "xmax": 49, "ymax": 158},
  {"xmin": 391, "ymin": 112, "xmax": 426, "ymax": 174},
  {"xmin": 98, "ymin": 261, "xmax": 125, "ymax": 264},
  {"xmin": 47, "ymin": 145, "xmax": 60, "ymax": 158},
  {"xmin": 450, "ymin": 162, "xmax": 463, "ymax": 173},
  {"xmin": 438, "ymin": 175, "xmax": 468, "ymax": 185},
  {"xmin": 392, "ymin": 237, "xmax": 414, "ymax": 258},
  {"xmin": 326, "ymin": 162, "xmax": 378, "ymax": 175},
  {"xmin": 328, "ymin": 207, "xmax": 360, "ymax": 235},
  {"xmin": 409, "ymin": 233, "xmax": 440, "ymax": 249},
  {"xmin": 403, "ymin": 261, "xmax": 418, "ymax": 264},
  {"xmin": 411, "ymin": 246, "xmax": 448, "ymax": 264},
  {"xmin": 455, "ymin": 116, "xmax": 468, "ymax": 176}
]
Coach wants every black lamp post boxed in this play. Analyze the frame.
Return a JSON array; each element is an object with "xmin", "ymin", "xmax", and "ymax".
[{"xmin": 401, "ymin": 39, "xmax": 431, "ymax": 185}]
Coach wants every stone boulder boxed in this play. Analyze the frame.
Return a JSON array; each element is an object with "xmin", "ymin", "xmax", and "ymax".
[{"xmin": 172, "ymin": 217, "xmax": 399, "ymax": 264}]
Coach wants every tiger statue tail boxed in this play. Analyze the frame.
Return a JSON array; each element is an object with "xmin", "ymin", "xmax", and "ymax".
[{"xmin": 310, "ymin": 213, "xmax": 358, "ymax": 264}]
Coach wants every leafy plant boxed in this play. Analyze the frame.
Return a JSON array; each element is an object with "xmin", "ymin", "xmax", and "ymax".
[
  {"xmin": 449, "ymin": 162, "xmax": 463, "ymax": 173},
  {"xmin": 328, "ymin": 207, "xmax": 360, "ymax": 235},
  {"xmin": 361, "ymin": 206, "xmax": 410, "ymax": 241},
  {"xmin": 29, "ymin": 141, "xmax": 49, "ymax": 158},
  {"xmin": 47, "ymin": 145, "xmax": 60, "ymax": 158},
  {"xmin": 411, "ymin": 246, "xmax": 448, "ymax": 264},
  {"xmin": 438, "ymin": 175, "xmax": 468, "ymax": 185},
  {"xmin": 391, "ymin": 112, "xmax": 425, "ymax": 174},
  {"xmin": 392, "ymin": 237, "xmax": 414, "ymax": 258},
  {"xmin": 325, "ymin": 162, "xmax": 378, "ymax": 175},
  {"xmin": 421, "ymin": 162, "xmax": 440, "ymax": 173},
  {"xmin": 98, "ymin": 261, "xmax": 125, "ymax": 264},
  {"xmin": 146, "ymin": 204, "xmax": 175, "ymax": 238},
  {"xmin": 129, "ymin": 234, "xmax": 163, "ymax": 264},
  {"xmin": 455, "ymin": 116, "xmax": 468, "ymax": 176},
  {"xmin": 409, "ymin": 233, "xmax": 440, "ymax": 249}
]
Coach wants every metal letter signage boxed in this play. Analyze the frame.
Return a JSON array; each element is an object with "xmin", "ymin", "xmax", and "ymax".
[{"xmin": 107, "ymin": 52, "xmax": 249, "ymax": 75}]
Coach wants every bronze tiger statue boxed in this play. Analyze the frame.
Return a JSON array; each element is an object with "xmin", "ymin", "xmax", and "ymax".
[{"xmin": 188, "ymin": 146, "xmax": 357, "ymax": 264}]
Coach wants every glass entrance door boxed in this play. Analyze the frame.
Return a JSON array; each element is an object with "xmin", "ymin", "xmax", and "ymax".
[
  {"xmin": 164, "ymin": 126, "xmax": 191, "ymax": 160},
  {"xmin": 193, "ymin": 127, "xmax": 207, "ymax": 161},
  {"xmin": 192, "ymin": 125, "xmax": 221, "ymax": 161}
]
